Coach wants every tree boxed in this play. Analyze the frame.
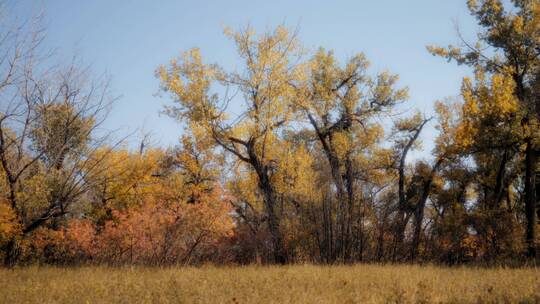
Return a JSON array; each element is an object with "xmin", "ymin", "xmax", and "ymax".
[
  {"xmin": 0, "ymin": 15, "xmax": 117, "ymax": 265},
  {"xmin": 429, "ymin": 0, "xmax": 540, "ymax": 257},
  {"xmin": 157, "ymin": 26, "xmax": 304, "ymax": 264},
  {"xmin": 390, "ymin": 113, "xmax": 430, "ymax": 260},
  {"xmin": 294, "ymin": 49, "xmax": 408, "ymax": 262}
]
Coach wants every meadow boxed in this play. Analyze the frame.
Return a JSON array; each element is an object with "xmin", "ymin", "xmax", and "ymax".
[{"xmin": 1, "ymin": 264, "xmax": 539, "ymax": 303}]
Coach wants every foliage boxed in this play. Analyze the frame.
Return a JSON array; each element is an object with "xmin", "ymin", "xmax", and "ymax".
[{"xmin": 3, "ymin": 0, "xmax": 540, "ymax": 267}]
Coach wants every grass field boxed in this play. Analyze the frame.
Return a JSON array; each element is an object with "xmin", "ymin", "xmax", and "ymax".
[{"xmin": 1, "ymin": 264, "xmax": 539, "ymax": 303}]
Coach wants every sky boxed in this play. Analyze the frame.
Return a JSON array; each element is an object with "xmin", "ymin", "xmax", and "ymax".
[{"xmin": 10, "ymin": 0, "xmax": 479, "ymax": 159}]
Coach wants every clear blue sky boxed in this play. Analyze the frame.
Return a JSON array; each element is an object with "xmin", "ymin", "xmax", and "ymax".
[{"xmin": 12, "ymin": 1, "xmax": 478, "ymax": 158}]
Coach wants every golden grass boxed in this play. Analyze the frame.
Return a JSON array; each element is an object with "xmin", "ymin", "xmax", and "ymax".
[{"xmin": 0, "ymin": 264, "xmax": 539, "ymax": 303}]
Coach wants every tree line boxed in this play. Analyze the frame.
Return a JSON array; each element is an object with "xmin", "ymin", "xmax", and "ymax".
[{"xmin": 1, "ymin": 0, "xmax": 540, "ymax": 266}]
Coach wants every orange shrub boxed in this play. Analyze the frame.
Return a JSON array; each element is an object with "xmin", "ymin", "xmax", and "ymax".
[{"xmin": 65, "ymin": 197, "xmax": 234, "ymax": 265}]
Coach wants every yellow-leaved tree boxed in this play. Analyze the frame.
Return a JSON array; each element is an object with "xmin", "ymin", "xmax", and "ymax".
[
  {"xmin": 157, "ymin": 26, "xmax": 304, "ymax": 263},
  {"xmin": 429, "ymin": 0, "xmax": 540, "ymax": 256}
]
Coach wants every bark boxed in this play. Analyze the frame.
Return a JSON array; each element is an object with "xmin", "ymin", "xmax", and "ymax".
[
  {"xmin": 524, "ymin": 140, "xmax": 537, "ymax": 257},
  {"xmin": 248, "ymin": 142, "xmax": 287, "ymax": 264},
  {"xmin": 536, "ymin": 172, "xmax": 540, "ymax": 221},
  {"xmin": 307, "ymin": 113, "xmax": 349, "ymax": 262},
  {"xmin": 328, "ymin": 152, "xmax": 347, "ymax": 262},
  {"xmin": 394, "ymin": 118, "xmax": 429, "ymax": 261},
  {"xmin": 410, "ymin": 158, "xmax": 444, "ymax": 261},
  {"xmin": 258, "ymin": 177, "xmax": 287, "ymax": 264},
  {"xmin": 343, "ymin": 156, "xmax": 355, "ymax": 261},
  {"xmin": 410, "ymin": 207, "xmax": 425, "ymax": 261},
  {"xmin": 2, "ymin": 239, "xmax": 19, "ymax": 267}
]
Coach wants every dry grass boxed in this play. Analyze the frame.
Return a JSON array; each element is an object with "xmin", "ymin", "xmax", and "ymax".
[{"xmin": 0, "ymin": 264, "xmax": 539, "ymax": 303}]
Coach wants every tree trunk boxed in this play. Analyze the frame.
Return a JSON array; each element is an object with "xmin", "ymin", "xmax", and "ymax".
[
  {"xmin": 392, "ymin": 211, "xmax": 409, "ymax": 261},
  {"xmin": 255, "ymin": 164, "xmax": 287, "ymax": 264},
  {"xmin": 410, "ymin": 158, "xmax": 443, "ymax": 261},
  {"xmin": 2, "ymin": 239, "xmax": 19, "ymax": 267},
  {"xmin": 307, "ymin": 113, "xmax": 349, "ymax": 263},
  {"xmin": 327, "ymin": 153, "xmax": 347, "ymax": 262},
  {"xmin": 343, "ymin": 156, "xmax": 355, "ymax": 262},
  {"xmin": 410, "ymin": 207, "xmax": 424, "ymax": 261},
  {"xmin": 525, "ymin": 140, "xmax": 537, "ymax": 257},
  {"xmin": 535, "ymin": 171, "xmax": 540, "ymax": 221},
  {"xmin": 261, "ymin": 183, "xmax": 287, "ymax": 264}
]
